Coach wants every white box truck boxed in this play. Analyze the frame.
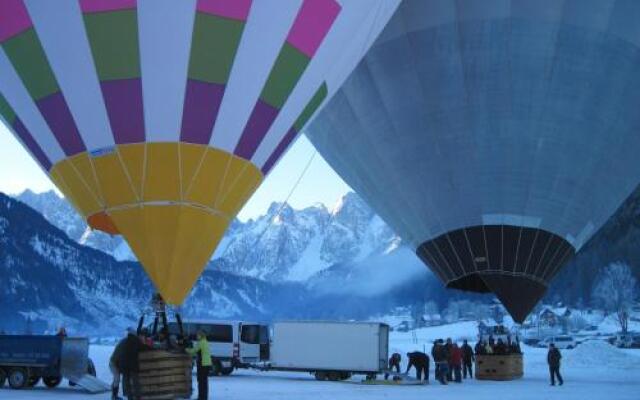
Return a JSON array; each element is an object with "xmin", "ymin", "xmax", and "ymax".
[{"xmin": 266, "ymin": 321, "xmax": 389, "ymax": 381}]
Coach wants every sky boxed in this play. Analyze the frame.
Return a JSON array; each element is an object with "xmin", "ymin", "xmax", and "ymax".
[{"xmin": 0, "ymin": 123, "xmax": 351, "ymax": 221}]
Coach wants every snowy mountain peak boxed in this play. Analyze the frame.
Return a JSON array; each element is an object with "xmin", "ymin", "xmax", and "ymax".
[{"xmin": 14, "ymin": 190, "xmax": 399, "ymax": 284}]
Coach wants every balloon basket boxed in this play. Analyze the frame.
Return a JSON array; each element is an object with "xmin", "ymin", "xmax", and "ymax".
[{"xmin": 475, "ymin": 354, "xmax": 524, "ymax": 381}]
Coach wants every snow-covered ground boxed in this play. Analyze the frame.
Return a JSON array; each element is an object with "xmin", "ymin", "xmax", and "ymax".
[{"xmin": 3, "ymin": 324, "xmax": 640, "ymax": 400}]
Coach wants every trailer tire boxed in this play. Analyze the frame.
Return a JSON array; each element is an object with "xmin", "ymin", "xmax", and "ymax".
[
  {"xmin": 0, "ymin": 368, "xmax": 6, "ymax": 387},
  {"xmin": 43, "ymin": 376, "xmax": 62, "ymax": 388},
  {"xmin": 27, "ymin": 376, "xmax": 40, "ymax": 387},
  {"xmin": 327, "ymin": 371, "xmax": 341, "ymax": 381},
  {"xmin": 8, "ymin": 368, "xmax": 28, "ymax": 389},
  {"xmin": 221, "ymin": 367, "xmax": 234, "ymax": 376}
]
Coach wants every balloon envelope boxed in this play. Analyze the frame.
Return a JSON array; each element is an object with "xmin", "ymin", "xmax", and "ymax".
[
  {"xmin": 0, "ymin": 0, "xmax": 399, "ymax": 303},
  {"xmin": 307, "ymin": 0, "xmax": 640, "ymax": 322}
]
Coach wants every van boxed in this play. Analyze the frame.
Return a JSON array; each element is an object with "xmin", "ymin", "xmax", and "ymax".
[
  {"xmin": 166, "ymin": 320, "xmax": 269, "ymax": 375},
  {"xmin": 539, "ymin": 335, "xmax": 577, "ymax": 349}
]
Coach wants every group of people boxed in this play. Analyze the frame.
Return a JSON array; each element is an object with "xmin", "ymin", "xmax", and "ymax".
[
  {"xmin": 385, "ymin": 338, "xmax": 476, "ymax": 385},
  {"xmin": 474, "ymin": 335, "xmax": 522, "ymax": 355},
  {"xmin": 386, "ymin": 336, "xmax": 565, "ymax": 387},
  {"xmin": 109, "ymin": 328, "xmax": 212, "ymax": 400},
  {"xmin": 431, "ymin": 338, "xmax": 475, "ymax": 384}
]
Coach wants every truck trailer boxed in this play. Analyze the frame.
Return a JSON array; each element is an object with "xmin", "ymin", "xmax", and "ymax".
[
  {"xmin": 0, "ymin": 335, "xmax": 109, "ymax": 393},
  {"xmin": 265, "ymin": 321, "xmax": 389, "ymax": 381}
]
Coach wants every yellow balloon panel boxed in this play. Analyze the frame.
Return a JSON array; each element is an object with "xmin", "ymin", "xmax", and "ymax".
[
  {"xmin": 184, "ymin": 147, "xmax": 231, "ymax": 207},
  {"xmin": 143, "ymin": 143, "xmax": 181, "ymax": 202},
  {"xmin": 48, "ymin": 143, "xmax": 263, "ymax": 304}
]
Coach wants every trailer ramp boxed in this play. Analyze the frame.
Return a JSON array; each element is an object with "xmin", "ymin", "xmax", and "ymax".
[
  {"xmin": 61, "ymin": 338, "xmax": 110, "ymax": 394},
  {"xmin": 69, "ymin": 374, "xmax": 111, "ymax": 393}
]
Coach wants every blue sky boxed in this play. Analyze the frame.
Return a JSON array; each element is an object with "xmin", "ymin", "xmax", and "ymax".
[{"xmin": 0, "ymin": 124, "xmax": 351, "ymax": 221}]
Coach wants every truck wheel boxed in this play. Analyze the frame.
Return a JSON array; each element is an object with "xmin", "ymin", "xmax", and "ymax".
[
  {"xmin": 221, "ymin": 367, "xmax": 234, "ymax": 376},
  {"xmin": 0, "ymin": 368, "xmax": 6, "ymax": 387},
  {"xmin": 339, "ymin": 372, "xmax": 351, "ymax": 381},
  {"xmin": 43, "ymin": 377, "xmax": 62, "ymax": 388},
  {"xmin": 314, "ymin": 371, "xmax": 327, "ymax": 381},
  {"xmin": 8, "ymin": 368, "xmax": 28, "ymax": 389},
  {"xmin": 209, "ymin": 360, "xmax": 222, "ymax": 376}
]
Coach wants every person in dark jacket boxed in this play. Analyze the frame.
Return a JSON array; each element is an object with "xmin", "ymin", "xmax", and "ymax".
[
  {"xmin": 430, "ymin": 341, "xmax": 440, "ymax": 381},
  {"xmin": 385, "ymin": 353, "xmax": 402, "ymax": 380},
  {"xmin": 121, "ymin": 328, "xmax": 148, "ymax": 399},
  {"xmin": 450, "ymin": 343, "xmax": 463, "ymax": 383},
  {"xmin": 432, "ymin": 339, "xmax": 448, "ymax": 385},
  {"xmin": 494, "ymin": 338, "xmax": 507, "ymax": 355},
  {"xmin": 109, "ymin": 334, "xmax": 127, "ymax": 400},
  {"xmin": 406, "ymin": 351, "xmax": 430, "ymax": 382},
  {"xmin": 474, "ymin": 340, "xmax": 485, "ymax": 355},
  {"xmin": 461, "ymin": 340, "xmax": 475, "ymax": 379},
  {"xmin": 547, "ymin": 343, "xmax": 563, "ymax": 386},
  {"xmin": 445, "ymin": 338, "xmax": 453, "ymax": 381}
]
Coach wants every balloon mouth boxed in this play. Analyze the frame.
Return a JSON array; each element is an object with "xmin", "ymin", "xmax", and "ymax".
[
  {"xmin": 446, "ymin": 273, "xmax": 547, "ymax": 324},
  {"xmin": 416, "ymin": 224, "xmax": 576, "ymax": 323}
]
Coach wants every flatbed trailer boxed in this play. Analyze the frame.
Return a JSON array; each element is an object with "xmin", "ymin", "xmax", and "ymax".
[{"xmin": 0, "ymin": 334, "xmax": 109, "ymax": 393}]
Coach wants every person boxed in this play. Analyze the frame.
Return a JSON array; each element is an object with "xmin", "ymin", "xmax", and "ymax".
[
  {"xmin": 484, "ymin": 341, "xmax": 494, "ymax": 354},
  {"xmin": 445, "ymin": 338, "xmax": 453, "ymax": 381},
  {"xmin": 475, "ymin": 340, "xmax": 485, "ymax": 355},
  {"xmin": 121, "ymin": 328, "xmax": 148, "ymax": 399},
  {"xmin": 406, "ymin": 351, "xmax": 429, "ymax": 382},
  {"xmin": 56, "ymin": 327, "xmax": 67, "ymax": 337},
  {"xmin": 433, "ymin": 339, "xmax": 448, "ymax": 385},
  {"xmin": 430, "ymin": 341, "xmax": 440, "ymax": 381},
  {"xmin": 461, "ymin": 340, "xmax": 474, "ymax": 379},
  {"xmin": 547, "ymin": 343, "xmax": 563, "ymax": 386},
  {"xmin": 488, "ymin": 335, "xmax": 496, "ymax": 349},
  {"xmin": 139, "ymin": 328, "xmax": 154, "ymax": 347},
  {"xmin": 385, "ymin": 353, "xmax": 402, "ymax": 380},
  {"xmin": 187, "ymin": 330, "xmax": 212, "ymax": 400},
  {"xmin": 450, "ymin": 343, "xmax": 463, "ymax": 383},
  {"xmin": 109, "ymin": 333, "xmax": 127, "ymax": 400},
  {"xmin": 494, "ymin": 338, "xmax": 507, "ymax": 355}
]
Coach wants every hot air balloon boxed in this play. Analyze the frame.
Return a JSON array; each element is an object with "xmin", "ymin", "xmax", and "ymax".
[
  {"xmin": 307, "ymin": 0, "xmax": 640, "ymax": 322},
  {"xmin": 0, "ymin": 0, "xmax": 399, "ymax": 304}
]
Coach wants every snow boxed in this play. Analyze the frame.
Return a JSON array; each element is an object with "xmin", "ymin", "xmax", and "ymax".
[
  {"xmin": 5, "ymin": 324, "xmax": 640, "ymax": 399},
  {"xmin": 563, "ymin": 340, "xmax": 640, "ymax": 369},
  {"xmin": 288, "ymin": 235, "xmax": 331, "ymax": 281}
]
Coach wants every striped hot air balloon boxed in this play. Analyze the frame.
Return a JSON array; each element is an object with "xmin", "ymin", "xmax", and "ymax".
[
  {"xmin": 307, "ymin": 0, "xmax": 640, "ymax": 322},
  {"xmin": 0, "ymin": 0, "xmax": 399, "ymax": 304}
]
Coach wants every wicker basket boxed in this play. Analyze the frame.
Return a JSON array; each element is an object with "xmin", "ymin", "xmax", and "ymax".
[
  {"xmin": 133, "ymin": 350, "xmax": 192, "ymax": 399},
  {"xmin": 475, "ymin": 354, "xmax": 523, "ymax": 381}
]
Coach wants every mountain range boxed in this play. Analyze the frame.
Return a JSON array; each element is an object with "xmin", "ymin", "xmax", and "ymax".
[{"xmin": 5, "ymin": 181, "xmax": 640, "ymax": 335}]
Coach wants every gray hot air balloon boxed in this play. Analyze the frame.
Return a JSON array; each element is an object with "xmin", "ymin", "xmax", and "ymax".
[{"xmin": 306, "ymin": 0, "xmax": 640, "ymax": 323}]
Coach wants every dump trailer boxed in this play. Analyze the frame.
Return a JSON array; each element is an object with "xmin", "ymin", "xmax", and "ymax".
[
  {"xmin": 266, "ymin": 321, "xmax": 389, "ymax": 381},
  {"xmin": 0, "ymin": 335, "xmax": 109, "ymax": 393}
]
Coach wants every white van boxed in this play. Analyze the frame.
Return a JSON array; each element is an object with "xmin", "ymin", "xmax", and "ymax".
[
  {"xmin": 167, "ymin": 320, "xmax": 269, "ymax": 375},
  {"xmin": 540, "ymin": 335, "xmax": 577, "ymax": 349}
]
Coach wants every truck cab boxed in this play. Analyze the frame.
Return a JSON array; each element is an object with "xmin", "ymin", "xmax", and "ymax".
[{"xmin": 168, "ymin": 320, "xmax": 269, "ymax": 375}]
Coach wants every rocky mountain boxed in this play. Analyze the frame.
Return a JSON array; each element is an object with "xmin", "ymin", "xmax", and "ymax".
[
  {"xmin": 16, "ymin": 189, "xmax": 127, "ymax": 258},
  {"xmin": 1, "ymin": 192, "xmax": 441, "ymax": 335},
  {"xmin": 0, "ymin": 193, "xmax": 312, "ymax": 335},
  {"xmin": 547, "ymin": 184, "xmax": 640, "ymax": 305},
  {"xmin": 17, "ymin": 190, "xmax": 398, "ymax": 283},
  {"xmin": 8, "ymin": 179, "xmax": 640, "ymax": 336}
]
